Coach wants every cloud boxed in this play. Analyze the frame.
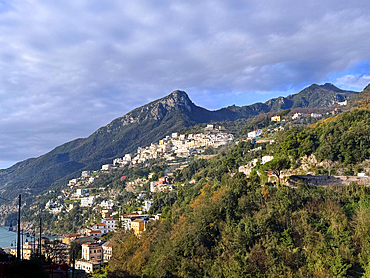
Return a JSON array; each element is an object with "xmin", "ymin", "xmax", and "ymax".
[
  {"xmin": 336, "ymin": 74, "xmax": 370, "ymax": 90},
  {"xmin": 1, "ymin": 0, "xmax": 370, "ymax": 168}
]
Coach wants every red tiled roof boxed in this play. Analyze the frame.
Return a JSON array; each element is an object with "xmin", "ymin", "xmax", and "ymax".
[
  {"xmin": 66, "ymin": 233, "xmax": 80, "ymax": 238},
  {"xmin": 83, "ymin": 242, "xmax": 99, "ymax": 246},
  {"xmin": 90, "ymin": 230, "xmax": 102, "ymax": 234}
]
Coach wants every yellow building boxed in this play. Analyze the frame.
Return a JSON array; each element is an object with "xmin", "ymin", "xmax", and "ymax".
[
  {"xmin": 271, "ymin": 116, "xmax": 281, "ymax": 122},
  {"xmin": 131, "ymin": 219, "xmax": 145, "ymax": 236}
]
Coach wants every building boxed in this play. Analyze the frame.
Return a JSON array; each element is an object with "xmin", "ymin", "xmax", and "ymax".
[
  {"xmin": 88, "ymin": 230, "xmax": 103, "ymax": 237},
  {"xmin": 92, "ymin": 217, "xmax": 117, "ymax": 234},
  {"xmin": 150, "ymin": 177, "xmax": 174, "ymax": 192},
  {"xmin": 101, "ymin": 164, "xmax": 113, "ymax": 171},
  {"xmin": 101, "ymin": 208, "xmax": 113, "ymax": 218},
  {"xmin": 120, "ymin": 214, "xmax": 148, "ymax": 231},
  {"xmin": 271, "ymin": 116, "xmax": 281, "ymax": 122},
  {"xmin": 247, "ymin": 129, "xmax": 263, "ymax": 139},
  {"xmin": 311, "ymin": 113, "xmax": 322, "ymax": 118},
  {"xmin": 292, "ymin": 113, "xmax": 302, "ymax": 120},
  {"xmin": 81, "ymin": 242, "xmax": 102, "ymax": 262},
  {"xmin": 81, "ymin": 171, "xmax": 91, "ymax": 178},
  {"xmin": 81, "ymin": 196, "xmax": 95, "ymax": 207},
  {"xmin": 102, "ymin": 240, "xmax": 114, "ymax": 262},
  {"xmin": 76, "ymin": 188, "xmax": 89, "ymax": 196},
  {"xmin": 131, "ymin": 219, "xmax": 145, "ymax": 236},
  {"xmin": 262, "ymin": 155, "xmax": 274, "ymax": 164},
  {"xmin": 76, "ymin": 242, "xmax": 103, "ymax": 273}
]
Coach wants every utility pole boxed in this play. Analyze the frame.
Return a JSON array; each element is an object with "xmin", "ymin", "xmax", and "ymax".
[
  {"xmin": 17, "ymin": 194, "xmax": 21, "ymax": 260},
  {"xmin": 39, "ymin": 216, "xmax": 42, "ymax": 259}
]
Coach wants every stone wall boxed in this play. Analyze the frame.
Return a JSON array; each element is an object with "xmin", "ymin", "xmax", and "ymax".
[{"xmin": 288, "ymin": 175, "xmax": 370, "ymax": 187}]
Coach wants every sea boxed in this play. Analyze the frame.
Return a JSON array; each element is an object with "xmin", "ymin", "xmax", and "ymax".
[
  {"xmin": 0, "ymin": 226, "xmax": 20, "ymax": 249},
  {"xmin": 0, "ymin": 226, "xmax": 37, "ymax": 249}
]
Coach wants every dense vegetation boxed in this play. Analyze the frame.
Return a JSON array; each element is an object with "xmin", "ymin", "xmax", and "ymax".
[
  {"xmin": 274, "ymin": 109, "xmax": 370, "ymax": 164},
  {"xmin": 107, "ymin": 108, "xmax": 370, "ymax": 278},
  {"xmin": 109, "ymin": 175, "xmax": 370, "ymax": 278}
]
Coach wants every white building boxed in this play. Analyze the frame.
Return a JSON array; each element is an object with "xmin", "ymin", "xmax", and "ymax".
[
  {"xmin": 338, "ymin": 100, "xmax": 348, "ymax": 106},
  {"xmin": 81, "ymin": 171, "xmax": 91, "ymax": 178},
  {"xmin": 76, "ymin": 188, "xmax": 89, "ymax": 196},
  {"xmin": 311, "ymin": 113, "xmax": 322, "ymax": 118},
  {"xmin": 247, "ymin": 129, "xmax": 263, "ymax": 139},
  {"xmin": 99, "ymin": 200, "xmax": 117, "ymax": 209},
  {"xmin": 81, "ymin": 196, "xmax": 96, "ymax": 207},
  {"xmin": 102, "ymin": 164, "xmax": 113, "ymax": 170},
  {"xmin": 292, "ymin": 113, "xmax": 302, "ymax": 120},
  {"xmin": 262, "ymin": 155, "xmax": 274, "ymax": 164},
  {"xmin": 102, "ymin": 241, "xmax": 114, "ymax": 262}
]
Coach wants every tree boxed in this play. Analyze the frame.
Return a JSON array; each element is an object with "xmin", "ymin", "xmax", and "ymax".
[
  {"xmin": 69, "ymin": 241, "xmax": 82, "ymax": 277},
  {"xmin": 262, "ymin": 156, "xmax": 291, "ymax": 185}
]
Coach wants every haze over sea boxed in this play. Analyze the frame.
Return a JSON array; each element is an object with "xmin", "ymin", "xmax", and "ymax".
[{"xmin": 0, "ymin": 226, "xmax": 18, "ymax": 249}]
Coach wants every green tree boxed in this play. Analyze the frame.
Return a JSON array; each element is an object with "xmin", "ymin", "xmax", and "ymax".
[{"xmin": 262, "ymin": 156, "xmax": 291, "ymax": 185}]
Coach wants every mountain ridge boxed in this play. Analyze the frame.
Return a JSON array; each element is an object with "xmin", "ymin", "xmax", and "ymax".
[{"xmin": 0, "ymin": 83, "xmax": 360, "ymax": 204}]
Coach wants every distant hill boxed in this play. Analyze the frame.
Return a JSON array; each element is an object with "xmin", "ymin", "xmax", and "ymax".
[{"xmin": 0, "ymin": 83, "xmax": 359, "ymax": 203}]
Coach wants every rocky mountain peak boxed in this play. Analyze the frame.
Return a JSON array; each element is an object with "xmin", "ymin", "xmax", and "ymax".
[{"xmin": 321, "ymin": 83, "xmax": 343, "ymax": 92}]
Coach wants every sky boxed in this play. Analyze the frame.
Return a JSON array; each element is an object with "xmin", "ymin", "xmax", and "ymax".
[{"xmin": 0, "ymin": 0, "xmax": 370, "ymax": 169}]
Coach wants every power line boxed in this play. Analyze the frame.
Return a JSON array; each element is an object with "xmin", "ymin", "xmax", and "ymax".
[{"xmin": 0, "ymin": 196, "xmax": 11, "ymax": 202}]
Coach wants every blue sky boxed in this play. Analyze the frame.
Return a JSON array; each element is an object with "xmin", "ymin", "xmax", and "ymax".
[{"xmin": 0, "ymin": 0, "xmax": 370, "ymax": 169}]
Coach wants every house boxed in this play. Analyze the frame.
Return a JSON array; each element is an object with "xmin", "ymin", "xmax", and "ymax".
[
  {"xmin": 310, "ymin": 113, "xmax": 322, "ymax": 118},
  {"xmin": 76, "ymin": 188, "xmax": 89, "ymax": 196},
  {"xmin": 92, "ymin": 217, "xmax": 117, "ymax": 234},
  {"xmin": 102, "ymin": 217, "xmax": 117, "ymax": 231},
  {"xmin": 102, "ymin": 240, "xmax": 114, "ymax": 262},
  {"xmin": 120, "ymin": 214, "xmax": 148, "ymax": 231},
  {"xmin": 262, "ymin": 155, "xmax": 274, "ymax": 164},
  {"xmin": 81, "ymin": 171, "xmax": 91, "ymax": 178},
  {"xmin": 99, "ymin": 200, "xmax": 117, "ymax": 209},
  {"xmin": 292, "ymin": 113, "xmax": 302, "ymax": 120},
  {"xmin": 101, "ymin": 164, "xmax": 113, "ymax": 171},
  {"xmin": 81, "ymin": 196, "xmax": 95, "ymax": 207},
  {"xmin": 101, "ymin": 208, "xmax": 113, "ymax": 218},
  {"xmin": 81, "ymin": 242, "xmax": 102, "ymax": 262},
  {"xmin": 88, "ymin": 230, "xmax": 103, "ymax": 237},
  {"xmin": 247, "ymin": 129, "xmax": 263, "ymax": 139},
  {"xmin": 338, "ymin": 100, "xmax": 347, "ymax": 106},
  {"xmin": 92, "ymin": 223, "xmax": 107, "ymax": 234},
  {"xmin": 150, "ymin": 176, "xmax": 174, "ymax": 192},
  {"xmin": 271, "ymin": 116, "xmax": 281, "ymax": 122},
  {"xmin": 62, "ymin": 233, "xmax": 81, "ymax": 245},
  {"xmin": 131, "ymin": 218, "xmax": 145, "ymax": 236},
  {"xmin": 75, "ymin": 242, "xmax": 103, "ymax": 273}
]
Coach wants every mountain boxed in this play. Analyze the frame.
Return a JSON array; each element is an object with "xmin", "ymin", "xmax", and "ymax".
[{"xmin": 0, "ymin": 83, "xmax": 359, "ymax": 203}]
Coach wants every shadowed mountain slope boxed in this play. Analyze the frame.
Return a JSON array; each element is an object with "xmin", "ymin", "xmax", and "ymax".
[{"xmin": 0, "ymin": 84, "xmax": 359, "ymax": 201}]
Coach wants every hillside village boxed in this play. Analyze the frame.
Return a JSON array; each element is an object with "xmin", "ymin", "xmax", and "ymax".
[{"xmin": 5, "ymin": 99, "xmax": 367, "ymax": 277}]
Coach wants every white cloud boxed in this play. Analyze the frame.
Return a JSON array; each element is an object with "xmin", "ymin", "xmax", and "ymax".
[
  {"xmin": 336, "ymin": 75, "xmax": 370, "ymax": 90},
  {"xmin": 1, "ymin": 0, "xmax": 370, "ymax": 168}
]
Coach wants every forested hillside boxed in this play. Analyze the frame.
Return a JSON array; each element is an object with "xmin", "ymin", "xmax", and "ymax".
[{"xmin": 106, "ymin": 107, "xmax": 370, "ymax": 278}]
